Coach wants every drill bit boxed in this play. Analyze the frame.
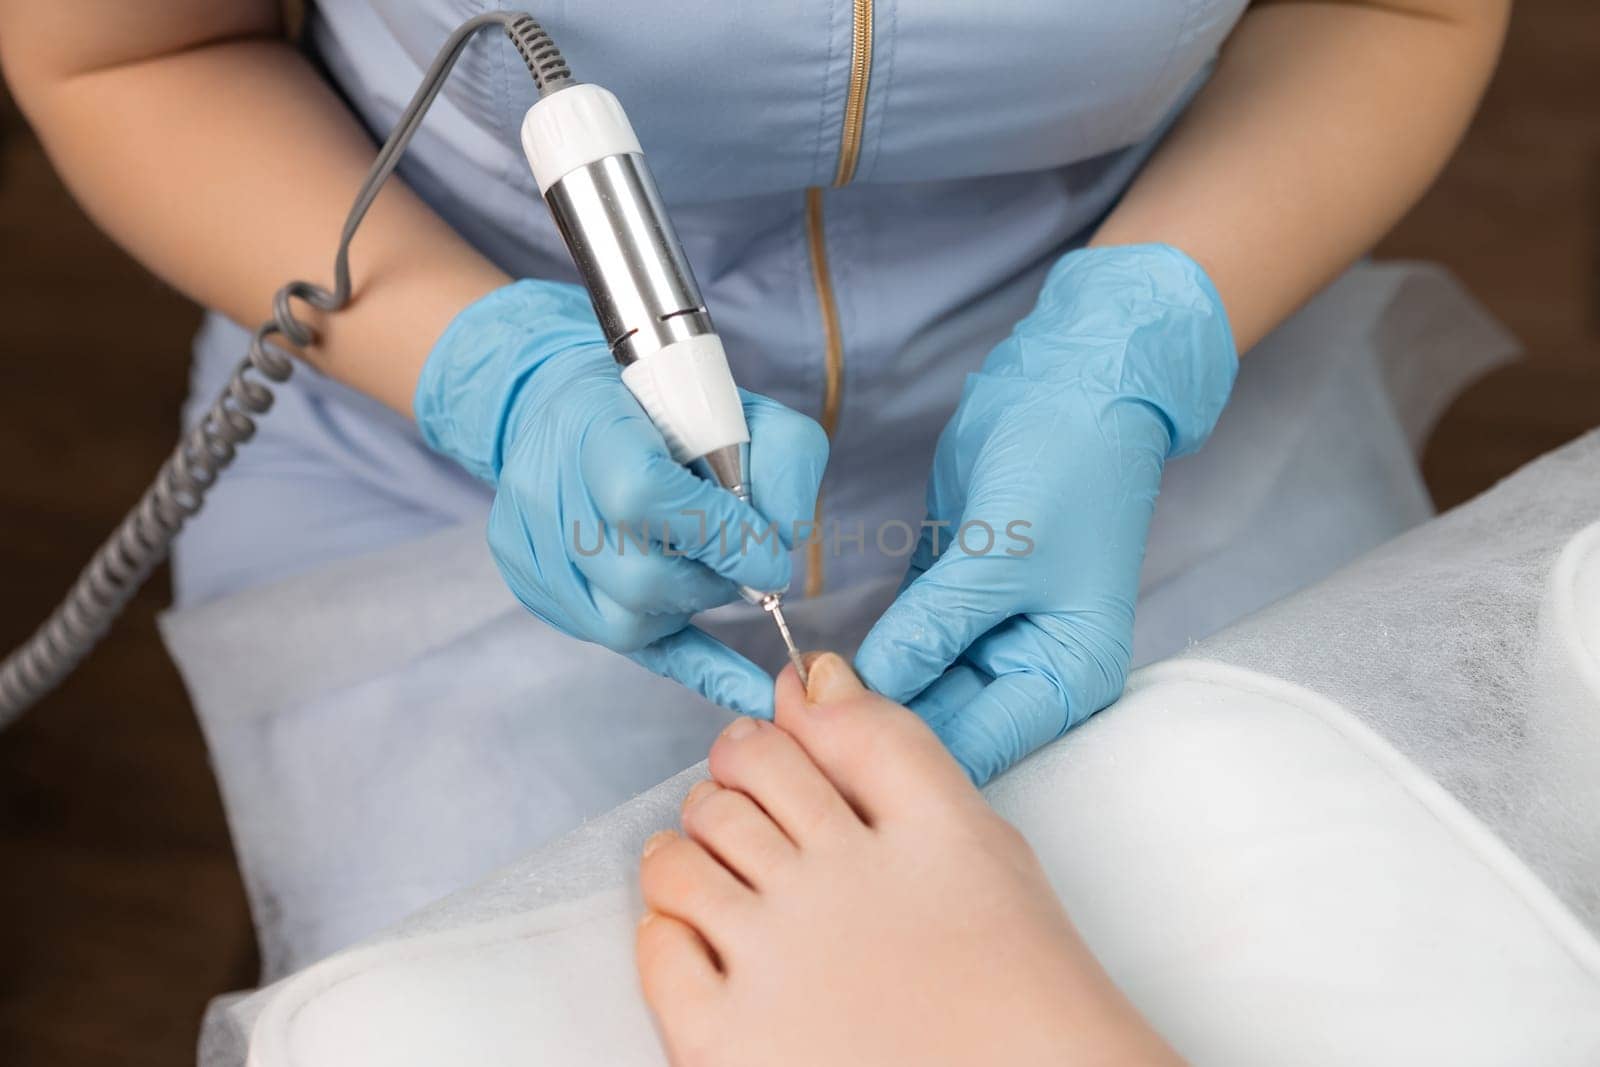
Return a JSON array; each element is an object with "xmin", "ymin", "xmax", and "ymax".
[{"xmin": 758, "ymin": 594, "xmax": 808, "ymax": 688}]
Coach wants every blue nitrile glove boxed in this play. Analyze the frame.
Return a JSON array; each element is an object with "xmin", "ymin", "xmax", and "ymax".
[
  {"xmin": 854, "ymin": 244, "xmax": 1237, "ymax": 783},
  {"xmin": 415, "ymin": 280, "xmax": 828, "ymax": 717}
]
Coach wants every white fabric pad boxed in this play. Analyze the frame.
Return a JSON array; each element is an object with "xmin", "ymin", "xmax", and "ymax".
[
  {"xmin": 1200, "ymin": 434, "xmax": 1600, "ymax": 934},
  {"xmin": 233, "ymin": 432, "xmax": 1600, "ymax": 1067},
  {"xmin": 1530, "ymin": 522, "xmax": 1600, "ymax": 919}
]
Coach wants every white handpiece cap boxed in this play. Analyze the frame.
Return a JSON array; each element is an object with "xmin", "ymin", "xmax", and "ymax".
[
  {"xmin": 521, "ymin": 84, "xmax": 642, "ymax": 194},
  {"xmin": 619, "ymin": 335, "xmax": 750, "ymax": 466}
]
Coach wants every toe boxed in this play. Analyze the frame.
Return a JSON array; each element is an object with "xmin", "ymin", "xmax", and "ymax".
[
  {"xmin": 636, "ymin": 911, "xmax": 722, "ymax": 1059},
  {"xmin": 774, "ymin": 653, "xmax": 978, "ymax": 824},
  {"xmin": 681, "ymin": 778, "xmax": 719, "ymax": 816},
  {"xmin": 708, "ymin": 717, "xmax": 861, "ymax": 846},
  {"xmin": 639, "ymin": 831, "xmax": 752, "ymax": 954},
  {"xmin": 681, "ymin": 781, "xmax": 798, "ymax": 889}
]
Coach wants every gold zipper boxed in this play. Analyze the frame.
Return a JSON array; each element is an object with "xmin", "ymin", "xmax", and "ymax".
[
  {"xmin": 803, "ymin": 0, "xmax": 873, "ymax": 597},
  {"xmin": 832, "ymin": 0, "xmax": 876, "ymax": 188},
  {"xmin": 804, "ymin": 188, "xmax": 845, "ymax": 597}
]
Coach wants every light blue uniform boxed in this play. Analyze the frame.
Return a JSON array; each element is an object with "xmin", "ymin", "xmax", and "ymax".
[
  {"xmin": 177, "ymin": 0, "xmax": 1249, "ymax": 606},
  {"xmin": 167, "ymin": 0, "xmax": 1496, "ymax": 979}
]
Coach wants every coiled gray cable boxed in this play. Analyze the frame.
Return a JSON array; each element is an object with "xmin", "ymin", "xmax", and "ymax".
[{"xmin": 0, "ymin": 11, "xmax": 570, "ymax": 725}]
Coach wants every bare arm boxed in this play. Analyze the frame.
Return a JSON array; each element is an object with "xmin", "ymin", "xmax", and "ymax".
[
  {"xmin": 0, "ymin": 0, "xmax": 508, "ymax": 414},
  {"xmin": 1092, "ymin": 0, "xmax": 1510, "ymax": 352}
]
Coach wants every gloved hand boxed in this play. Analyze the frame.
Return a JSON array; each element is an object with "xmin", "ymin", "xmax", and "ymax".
[
  {"xmin": 415, "ymin": 279, "xmax": 828, "ymax": 717},
  {"xmin": 854, "ymin": 244, "xmax": 1237, "ymax": 783}
]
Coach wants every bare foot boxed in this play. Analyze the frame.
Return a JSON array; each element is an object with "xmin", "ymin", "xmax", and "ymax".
[{"xmin": 635, "ymin": 653, "xmax": 1181, "ymax": 1067}]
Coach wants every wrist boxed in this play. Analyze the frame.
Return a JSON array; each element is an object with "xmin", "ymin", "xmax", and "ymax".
[
  {"xmin": 413, "ymin": 278, "xmax": 606, "ymax": 482},
  {"xmin": 1002, "ymin": 243, "xmax": 1238, "ymax": 457}
]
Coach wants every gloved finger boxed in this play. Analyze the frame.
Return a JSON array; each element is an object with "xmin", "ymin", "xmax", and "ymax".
[
  {"xmin": 741, "ymin": 390, "xmax": 828, "ymax": 547},
  {"xmin": 586, "ymin": 583, "xmax": 694, "ymax": 653},
  {"xmin": 574, "ymin": 537, "xmax": 741, "ymax": 616},
  {"xmin": 890, "ymin": 512, "xmax": 949, "ymax": 596},
  {"xmin": 487, "ymin": 491, "xmax": 602, "ymax": 638},
  {"xmin": 853, "ymin": 552, "xmax": 1011, "ymax": 705},
  {"xmin": 868, "ymin": 524, "xmax": 933, "ymax": 631},
  {"xmin": 940, "ymin": 613, "xmax": 1132, "ymax": 784},
  {"xmin": 628, "ymin": 626, "xmax": 776, "ymax": 718},
  {"xmin": 583, "ymin": 414, "xmax": 792, "ymax": 594},
  {"xmin": 904, "ymin": 659, "xmax": 991, "ymax": 737},
  {"xmin": 857, "ymin": 522, "xmax": 942, "ymax": 666},
  {"xmin": 968, "ymin": 610, "xmax": 1131, "ymax": 722},
  {"xmin": 934, "ymin": 670, "xmax": 1068, "ymax": 786},
  {"xmin": 488, "ymin": 535, "xmax": 691, "ymax": 653}
]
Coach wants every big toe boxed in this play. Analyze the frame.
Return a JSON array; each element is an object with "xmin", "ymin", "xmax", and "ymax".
[{"xmin": 773, "ymin": 652, "xmax": 980, "ymax": 824}]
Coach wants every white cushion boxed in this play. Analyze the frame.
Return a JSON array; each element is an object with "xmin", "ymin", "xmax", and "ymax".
[{"xmin": 248, "ymin": 651, "xmax": 1600, "ymax": 1066}]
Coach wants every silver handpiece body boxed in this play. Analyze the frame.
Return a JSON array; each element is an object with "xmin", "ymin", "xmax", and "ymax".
[
  {"xmin": 524, "ymin": 83, "xmax": 807, "ymax": 682},
  {"xmin": 542, "ymin": 152, "xmax": 750, "ymax": 498}
]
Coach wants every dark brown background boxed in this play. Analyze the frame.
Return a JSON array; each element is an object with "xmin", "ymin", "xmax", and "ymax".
[{"xmin": 1, "ymin": 6, "xmax": 1597, "ymax": 1063}]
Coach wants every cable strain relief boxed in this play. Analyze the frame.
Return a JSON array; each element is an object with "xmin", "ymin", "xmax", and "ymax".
[{"xmin": 504, "ymin": 14, "xmax": 572, "ymax": 95}]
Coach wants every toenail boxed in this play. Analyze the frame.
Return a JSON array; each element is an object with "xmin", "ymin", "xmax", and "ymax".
[
  {"xmin": 805, "ymin": 652, "xmax": 865, "ymax": 704},
  {"xmin": 683, "ymin": 779, "xmax": 718, "ymax": 810},
  {"xmin": 642, "ymin": 830, "xmax": 676, "ymax": 858},
  {"xmin": 721, "ymin": 716, "xmax": 760, "ymax": 741}
]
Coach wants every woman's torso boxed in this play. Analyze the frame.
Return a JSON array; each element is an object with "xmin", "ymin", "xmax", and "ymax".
[
  {"xmin": 315, "ymin": 0, "xmax": 1246, "ymax": 198},
  {"xmin": 189, "ymin": 0, "xmax": 1248, "ymax": 597}
]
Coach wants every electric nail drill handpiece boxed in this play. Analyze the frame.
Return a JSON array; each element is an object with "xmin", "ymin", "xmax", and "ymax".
[{"xmin": 520, "ymin": 82, "xmax": 808, "ymax": 687}]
